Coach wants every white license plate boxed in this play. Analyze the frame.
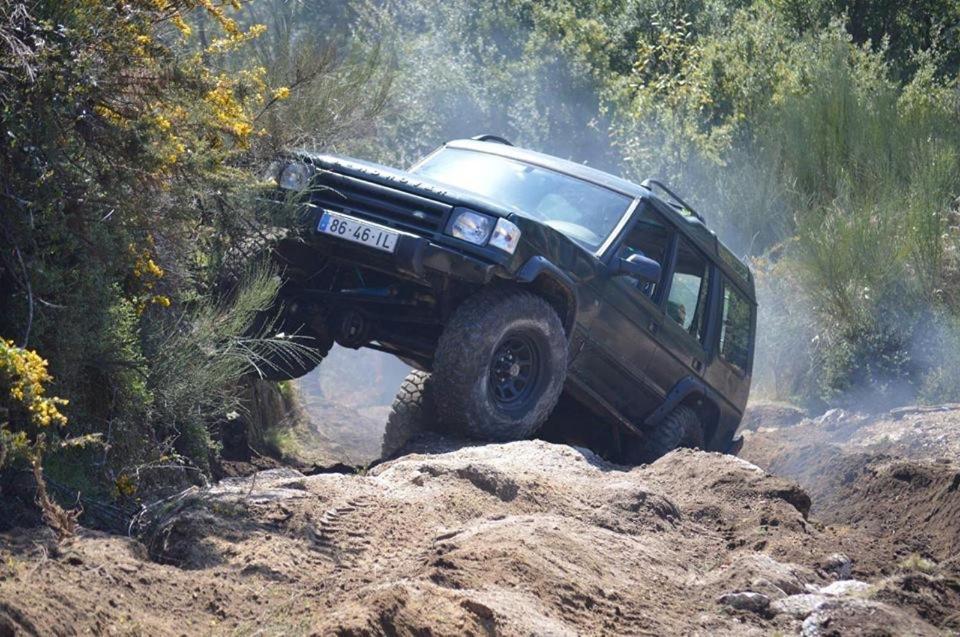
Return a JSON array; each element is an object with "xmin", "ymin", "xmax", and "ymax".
[{"xmin": 317, "ymin": 211, "xmax": 399, "ymax": 253}]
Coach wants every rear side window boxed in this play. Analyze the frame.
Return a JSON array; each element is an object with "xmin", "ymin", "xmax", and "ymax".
[
  {"xmin": 720, "ymin": 281, "xmax": 752, "ymax": 373},
  {"xmin": 666, "ymin": 237, "xmax": 709, "ymax": 343}
]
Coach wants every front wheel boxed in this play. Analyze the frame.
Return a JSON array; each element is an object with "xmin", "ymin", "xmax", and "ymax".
[
  {"xmin": 433, "ymin": 288, "xmax": 568, "ymax": 441},
  {"xmin": 380, "ymin": 370, "xmax": 438, "ymax": 459}
]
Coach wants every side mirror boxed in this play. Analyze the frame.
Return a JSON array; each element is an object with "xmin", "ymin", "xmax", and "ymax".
[{"xmin": 617, "ymin": 253, "xmax": 661, "ymax": 283}]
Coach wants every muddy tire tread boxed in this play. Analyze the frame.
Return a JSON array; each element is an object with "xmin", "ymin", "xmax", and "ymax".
[
  {"xmin": 642, "ymin": 405, "xmax": 704, "ymax": 462},
  {"xmin": 433, "ymin": 287, "xmax": 567, "ymax": 441},
  {"xmin": 381, "ymin": 370, "xmax": 438, "ymax": 458}
]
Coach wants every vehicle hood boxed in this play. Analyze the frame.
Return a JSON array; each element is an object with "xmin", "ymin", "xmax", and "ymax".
[{"xmin": 295, "ymin": 151, "xmax": 520, "ymax": 220}]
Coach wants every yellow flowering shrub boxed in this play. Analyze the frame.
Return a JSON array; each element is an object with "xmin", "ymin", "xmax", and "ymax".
[
  {"xmin": 0, "ymin": 0, "xmax": 313, "ymax": 490},
  {"xmin": 66, "ymin": 0, "xmax": 282, "ymax": 171},
  {"xmin": 129, "ymin": 245, "xmax": 172, "ymax": 314},
  {"xmin": 0, "ymin": 339, "xmax": 68, "ymax": 430}
]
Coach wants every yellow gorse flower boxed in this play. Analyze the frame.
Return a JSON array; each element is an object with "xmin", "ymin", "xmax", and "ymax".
[
  {"xmin": 171, "ymin": 13, "xmax": 191, "ymax": 36},
  {"xmin": 129, "ymin": 244, "xmax": 171, "ymax": 314},
  {"xmin": 0, "ymin": 339, "xmax": 68, "ymax": 428}
]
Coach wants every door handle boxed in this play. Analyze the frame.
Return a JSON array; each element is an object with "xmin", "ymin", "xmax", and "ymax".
[
  {"xmin": 692, "ymin": 359, "xmax": 703, "ymax": 372},
  {"xmin": 648, "ymin": 321, "xmax": 659, "ymax": 334}
]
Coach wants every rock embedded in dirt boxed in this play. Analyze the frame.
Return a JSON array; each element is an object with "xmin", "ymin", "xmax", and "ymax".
[
  {"xmin": 716, "ymin": 591, "xmax": 771, "ymax": 613},
  {"xmin": 801, "ymin": 598, "xmax": 940, "ymax": 637},
  {"xmin": 813, "ymin": 408, "xmax": 853, "ymax": 429},
  {"xmin": 820, "ymin": 552, "xmax": 853, "ymax": 579},
  {"xmin": 819, "ymin": 579, "xmax": 871, "ymax": 597},
  {"xmin": 703, "ymin": 553, "xmax": 816, "ymax": 597},
  {"xmin": 770, "ymin": 593, "xmax": 829, "ymax": 619}
]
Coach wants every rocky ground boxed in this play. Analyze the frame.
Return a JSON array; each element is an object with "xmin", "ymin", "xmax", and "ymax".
[{"xmin": 2, "ymin": 403, "xmax": 960, "ymax": 635}]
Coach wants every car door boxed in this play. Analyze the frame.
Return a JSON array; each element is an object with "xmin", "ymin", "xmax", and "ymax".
[
  {"xmin": 701, "ymin": 276, "xmax": 755, "ymax": 410},
  {"xmin": 644, "ymin": 234, "xmax": 714, "ymax": 396},
  {"xmin": 570, "ymin": 202, "xmax": 674, "ymax": 423}
]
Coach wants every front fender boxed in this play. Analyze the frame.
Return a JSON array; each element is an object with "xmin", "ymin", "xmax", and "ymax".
[{"xmin": 515, "ymin": 256, "xmax": 579, "ymax": 336}]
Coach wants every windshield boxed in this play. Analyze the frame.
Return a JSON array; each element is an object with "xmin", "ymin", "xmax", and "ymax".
[{"xmin": 413, "ymin": 148, "xmax": 632, "ymax": 251}]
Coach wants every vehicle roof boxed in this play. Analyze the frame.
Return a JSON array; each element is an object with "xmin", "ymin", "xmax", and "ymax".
[{"xmin": 444, "ymin": 139, "xmax": 755, "ymax": 299}]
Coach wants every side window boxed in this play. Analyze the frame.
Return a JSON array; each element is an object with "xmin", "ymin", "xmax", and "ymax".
[
  {"xmin": 666, "ymin": 237, "xmax": 709, "ymax": 343},
  {"xmin": 617, "ymin": 206, "xmax": 671, "ymax": 297},
  {"xmin": 720, "ymin": 280, "xmax": 752, "ymax": 373}
]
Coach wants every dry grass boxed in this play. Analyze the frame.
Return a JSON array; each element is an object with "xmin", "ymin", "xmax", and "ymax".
[{"xmin": 31, "ymin": 460, "xmax": 79, "ymax": 542}]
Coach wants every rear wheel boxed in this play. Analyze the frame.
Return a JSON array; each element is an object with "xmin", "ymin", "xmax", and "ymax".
[
  {"xmin": 380, "ymin": 370, "xmax": 438, "ymax": 459},
  {"xmin": 625, "ymin": 405, "xmax": 704, "ymax": 464},
  {"xmin": 433, "ymin": 288, "xmax": 567, "ymax": 441}
]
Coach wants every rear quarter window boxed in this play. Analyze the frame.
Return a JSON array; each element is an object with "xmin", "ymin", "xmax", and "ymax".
[
  {"xmin": 719, "ymin": 280, "xmax": 753, "ymax": 373},
  {"xmin": 718, "ymin": 244, "xmax": 751, "ymax": 282}
]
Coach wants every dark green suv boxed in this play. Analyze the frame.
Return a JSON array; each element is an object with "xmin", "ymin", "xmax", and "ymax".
[{"xmin": 263, "ymin": 135, "xmax": 756, "ymax": 461}]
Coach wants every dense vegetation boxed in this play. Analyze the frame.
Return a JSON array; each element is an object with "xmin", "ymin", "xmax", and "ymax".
[
  {"xmin": 364, "ymin": 0, "xmax": 960, "ymax": 409},
  {"xmin": 1, "ymin": 0, "xmax": 959, "ymax": 512},
  {"xmin": 0, "ymin": 0, "xmax": 388, "ymax": 512}
]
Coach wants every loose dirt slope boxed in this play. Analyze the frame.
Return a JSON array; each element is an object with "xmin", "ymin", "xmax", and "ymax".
[
  {"xmin": 742, "ymin": 403, "xmax": 960, "ymax": 567},
  {"xmin": 3, "ymin": 439, "xmax": 958, "ymax": 635}
]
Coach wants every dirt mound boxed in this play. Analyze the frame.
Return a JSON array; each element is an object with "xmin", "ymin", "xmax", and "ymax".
[
  {"xmin": 817, "ymin": 459, "xmax": 960, "ymax": 560},
  {"xmin": 740, "ymin": 401, "xmax": 808, "ymax": 432},
  {"xmin": 3, "ymin": 440, "xmax": 957, "ymax": 635},
  {"xmin": 742, "ymin": 404, "xmax": 960, "ymax": 569}
]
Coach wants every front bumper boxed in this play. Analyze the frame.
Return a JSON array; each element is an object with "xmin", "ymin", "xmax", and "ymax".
[{"xmin": 310, "ymin": 222, "xmax": 503, "ymax": 285}]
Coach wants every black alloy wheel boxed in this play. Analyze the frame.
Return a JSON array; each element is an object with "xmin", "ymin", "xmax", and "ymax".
[
  {"xmin": 489, "ymin": 331, "xmax": 544, "ymax": 410},
  {"xmin": 433, "ymin": 287, "xmax": 568, "ymax": 441}
]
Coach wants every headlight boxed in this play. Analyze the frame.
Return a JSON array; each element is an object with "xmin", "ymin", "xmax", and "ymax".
[
  {"xmin": 448, "ymin": 209, "xmax": 494, "ymax": 245},
  {"xmin": 278, "ymin": 162, "xmax": 312, "ymax": 191},
  {"xmin": 489, "ymin": 217, "xmax": 521, "ymax": 254}
]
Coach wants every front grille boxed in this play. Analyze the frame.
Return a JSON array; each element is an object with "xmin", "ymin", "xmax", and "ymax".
[{"xmin": 311, "ymin": 171, "xmax": 452, "ymax": 235}]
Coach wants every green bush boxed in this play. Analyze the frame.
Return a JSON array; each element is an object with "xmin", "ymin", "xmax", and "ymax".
[
  {"xmin": 0, "ymin": 0, "xmax": 390, "ymax": 504},
  {"xmin": 142, "ymin": 262, "xmax": 310, "ymax": 476}
]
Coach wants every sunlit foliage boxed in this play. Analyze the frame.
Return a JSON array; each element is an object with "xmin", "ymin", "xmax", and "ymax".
[{"xmin": 0, "ymin": 0, "xmax": 388, "ymax": 498}]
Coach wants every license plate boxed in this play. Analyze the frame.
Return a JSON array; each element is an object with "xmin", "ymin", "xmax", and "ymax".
[{"xmin": 317, "ymin": 211, "xmax": 399, "ymax": 253}]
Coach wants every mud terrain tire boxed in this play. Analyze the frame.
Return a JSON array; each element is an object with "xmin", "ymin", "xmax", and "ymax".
[
  {"xmin": 380, "ymin": 370, "xmax": 438, "ymax": 458},
  {"xmin": 433, "ymin": 288, "xmax": 567, "ymax": 441},
  {"xmin": 630, "ymin": 405, "xmax": 704, "ymax": 463}
]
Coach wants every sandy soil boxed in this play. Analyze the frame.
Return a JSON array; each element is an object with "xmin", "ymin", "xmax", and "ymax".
[{"xmin": 3, "ymin": 433, "xmax": 959, "ymax": 636}]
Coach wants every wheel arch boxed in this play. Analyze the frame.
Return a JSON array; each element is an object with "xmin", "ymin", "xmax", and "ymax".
[
  {"xmin": 515, "ymin": 256, "xmax": 578, "ymax": 337},
  {"xmin": 645, "ymin": 377, "xmax": 723, "ymax": 450}
]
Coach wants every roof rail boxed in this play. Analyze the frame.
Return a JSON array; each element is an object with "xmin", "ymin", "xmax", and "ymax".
[
  {"xmin": 641, "ymin": 179, "xmax": 705, "ymax": 223},
  {"xmin": 471, "ymin": 134, "xmax": 514, "ymax": 146}
]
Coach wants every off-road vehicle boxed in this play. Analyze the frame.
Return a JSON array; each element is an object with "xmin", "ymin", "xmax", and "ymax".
[{"xmin": 261, "ymin": 135, "xmax": 756, "ymax": 461}]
